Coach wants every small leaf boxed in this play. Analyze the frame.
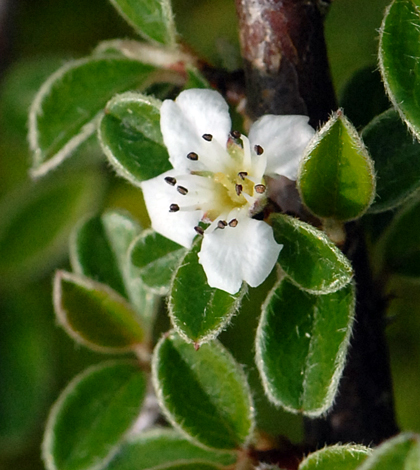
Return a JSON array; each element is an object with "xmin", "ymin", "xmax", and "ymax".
[
  {"xmin": 130, "ymin": 229, "xmax": 186, "ymax": 294},
  {"xmin": 379, "ymin": 0, "xmax": 420, "ymax": 139},
  {"xmin": 270, "ymin": 214, "xmax": 353, "ymax": 294},
  {"xmin": 106, "ymin": 428, "xmax": 236, "ymax": 470},
  {"xmin": 109, "ymin": 0, "xmax": 176, "ymax": 46},
  {"xmin": 99, "ymin": 92, "xmax": 171, "ymax": 186},
  {"xmin": 362, "ymin": 109, "xmax": 420, "ymax": 213},
  {"xmin": 382, "ymin": 194, "xmax": 420, "ymax": 277},
  {"xmin": 54, "ymin": 271, "xmax": 144, "ymax": 353},
  {"xmin": 42, "ymin": 360, "xmax": 147, "ymax": 470},
  {"xmin": 299, "ymin": 444, "xmax": 372, "ymax": 470},
  {"xmin": 357, "ymin": 433, "xmax": 420, "ymax": 470},
  {"xmin": 152, "ymin": 332, "xmax": 254, "ymax": 450},
  {"xmin": 340, "ymin": 66, "xmax": 390, "ymax": 129},
  {"xmin": 29, "ymin": 56, "xmax": 156, "ymax": 177},
  {"xmin": 169, "ymin": 240, "xmax": 245, "ymax": 345},
  {"xmin": 0, "ymin": 171, "xmax": 104, "ymax": 285},
  {"xmin": 256, "ymin": 279, "xmax": 355, "ymax": 416},
  {"xmin": 70, "ymin": 210, "xmax": 141, "ymax": 298},
  {"xmin": 298, "ymin": 110, "xmax": 375, "ymax": 221}
]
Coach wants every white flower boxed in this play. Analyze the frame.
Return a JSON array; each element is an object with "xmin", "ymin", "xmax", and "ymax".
[{"xmin": 141, "ymin": 89, "xmax": 314, "ymax": 295}]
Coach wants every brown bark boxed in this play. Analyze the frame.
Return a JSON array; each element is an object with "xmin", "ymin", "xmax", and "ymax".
[{"xmin": 235, "ymin": 0, "xmax": 336, "ymax": 127}]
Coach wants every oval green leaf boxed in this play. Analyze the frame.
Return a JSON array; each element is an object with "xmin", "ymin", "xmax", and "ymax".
[
  {"xmin": 0, "ymin": 171, "xmax": 104, "ymax": 285},
  {"xmin": 256, "ymin": 279, "xmax": 355, "ymax": 416},
  {"xmin": 130, "ymin": 229, "xmax": 186, "ymax": 295},
  {"xmin": 270, "ymin": 214, "xmax": 353, "ymax": 294},
  {"xmin": 99, "ymin": 92, "xmax": 171, "ymax": 186},
  {"xmin": 152, "ymin": 332, "xmax": 254, "ymax": 450},
  {"xmin": 70, "ymin": 210, "xmax": 141, "ymax": 298},
  {"xmin": 362, "ymin": 109, "xmax": 420, "ymax": 213},
  {"xmin": 106, "ymin": 428, "xmax": 236, "ymax": 470},
  {"xmin": 29, "ymin": 56, "xmax": 156, "ymax": 177},
  {"xmin": 382, "ymin": 195, "xmax": 420, "ymax": 277},
  {"xmin": 169, "ymin": 240, "xmax": 245, "ymax": 345},
  {"xmin": 109, "ymin": 0, "xmax": 176, "ymax": 46},
  {"xmin": 298, "ymin": 111, "xmax": 375, "ymax": 221},
  {"xmin": 357, "ymin": 433, "xmax": 420, "ymax": 470},
  {"xmin": 54, "ymin": 271, "xmax": 144, "ymax": 353},
  {"xmin": 299, "ymin": 444, "xmax": 372, "ymax": 470},
  {"xmin": 42, "ymin": 360, "xmax": 147, "ymax": 470},
  {"xmin": 379, "ymin": 0, "xmax": 420, "ymax": 139}
]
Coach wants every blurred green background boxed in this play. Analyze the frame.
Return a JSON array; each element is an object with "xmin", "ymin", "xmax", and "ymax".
[{"xmin": 1, "ymin": 0, "xmax": 417, "ymax": 469}]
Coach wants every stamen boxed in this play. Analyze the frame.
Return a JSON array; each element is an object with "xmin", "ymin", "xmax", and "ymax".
[
  {"xmin": 177, "ymin": 186, "xmax": 188, "ymax": 195},
  {"xmin": 230, "ymin": 130, "xmax": 241, "ymax": 139},
  {"xmin": 169, "ymin": 204, "xmax": 180, "ymax": 212},
  {"xmin": 254, "ymin": 144, "xmax": 264, "ymax": 155},
  {"xmin": 218, "ymin": 220, "xmax": 228, "ymax": 229},
  {"xmin": 235, "ymin": 184, "xmax": 243, "ymax": 196},
  {"xmin": 229, "ymin": 219, "xmax": 238, "ymax": 227},
  {"xmin": 202, "ymin": 133, "xmax": 213, "ymax": 141},
  {"xmin": 164, "ymin": 176, "xmax": 176, "ymax": 186},
  {"xmin": 238, "ymin": 171, "xmax": 248, "ymax": 180},
  {"xmin": 187, "ymin": 152, "xmax": 199, "ymax": 161},
  {"xmin": 255, "ymin": 184, "xmax": 266, "ymax": 194},
  {"xmin": 194, "ymin": 226, "xmax": 204, "ymax": 235}
]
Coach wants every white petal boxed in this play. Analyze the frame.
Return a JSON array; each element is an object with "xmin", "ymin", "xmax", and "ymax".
[
  {"xmin": 198, "ymin": 217, "xmax": 282, "ymax": 294},
  {"xmin": 160, "ymin": 89, "xmax": 231, "ymax": 172},
  {"xmin": 249, "ymin": 115, "xmax": 315, "ymax": 180},
  {"xmin": 140, "ymin": 170, "xmax": 203, "ymax": 249}
]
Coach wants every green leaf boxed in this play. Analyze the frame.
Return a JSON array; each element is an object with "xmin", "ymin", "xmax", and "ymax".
[
  {"xmin": 169, "ymin": 240, "xmax": 245, "ymax": 345},
  {"xmin": 362, "ymin": 109, "xmax": 420, "ymax": 213},
  {"xmin": 379, "ymin": 0, "xmax": 420, "ymax": 140},
  {"xmin": 109, "ymin": 0, "xmax": 176, "ymax": 46},
  {"xmin": 130, "ymin": 229, "xmax": 185, "ymax": 294},
  {"xmin": 152, "ymin": 332, "xmax": 254, "ymax": 450},
  {"xmin": 70, "ymin": 210, "xmax": 141, "ymax": 298},
  {"xmin": 357, "ymin": 433, "xmax": 420, "ymax": 470},
  {"xmin": 256, "ymin": 279, "xmax": 355, "ymax": 416},
  {"xmin": 339, "ymin": 66, "xmax": 390, "ymax": 129},
  {"xmin": 0, "ymin": 171, "xmax": 104, "ymax": 286},
  {"xmin": 99, "ymin": 92, "xmax": 171, "ymax": 186},
  {"xmin": 298, "ymin": 110, "xmax": 375, "ymax": 221},
  {"xmin": 106, "ymin": 428, "xmax": 236, "ymax": 469},
  {"xmin": 382, "ymin": 194, "xmax": 420, "ymax": 277},
  {"xmin": 42, "ymin": 360, "xmax": 147, "ymax": 470},
  {"xmin": 54, "ymin": 271, "xmax": 144, "ymax": 353},
  {"xmin": 299, "ymin": 444, "xmax": 371, "ymax": 470},
  {"xmin": 29, "ymin": 56, "xmax": 156, "ymax": 177},
  {"xmin": 270, "ymin": 214, "xmax": 353, "ymax": 294}
]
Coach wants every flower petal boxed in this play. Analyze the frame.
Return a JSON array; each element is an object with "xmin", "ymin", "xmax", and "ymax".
[
  {"xmin": 198, "ymin": 218, "xmax": 282, "ymax": 294},
  {"xmin": 141, "ymin": 170, "xmax": 203, "ymax": 248},
  {"xmin": 160, "ymin": 89, "xmax": 231, "ymax": 172},
  {"xmin": 249, "ymin": 115, "xmax": 315, "ymax": 180}
]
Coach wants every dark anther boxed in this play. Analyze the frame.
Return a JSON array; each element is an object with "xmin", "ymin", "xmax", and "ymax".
[
  {"xmin": 217, "ymin": 220, "xmax": 228, "ymax": 229},
  {"xmin": 230, "ymin": 130, "xmax": 241, "ymax": 139},
  {"xmin": 229, "ymin": 219, "xmax": 238, "ymax": 227},
  {"xmin": 255, "ymin": 184, "xmax": 266, "ymax": 194},
  {"xmin": 177, "ymin": 186, "xmax": 188, "ymax": 195},
  {"xmin": 202, "ymin": 133, "xmax": 213, "ymax": 141},
  {"xmin": 187, "ymin": 152, "xmax": 199, "ymax": 161},
  {"xmin": 169, "ymin": 204, "xmax": 180, "ymax": 212},
  {"xmin": 194, "ymin": 226, "xmax": 204, "ymax": 235},
  {"xmin": 238, "ymin": 171, "xmax": 248, "ymax": 180},
  {"xmin": 236, "ymin": 184, "xmax": 243, "ymax": 196},
  {"xmin": 254, "ymin": 144, "xmax": 264, "ymax": 155},
  {"xmin": 164, "ymin": 176, "xmax": 177, "ymax": 186}
]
